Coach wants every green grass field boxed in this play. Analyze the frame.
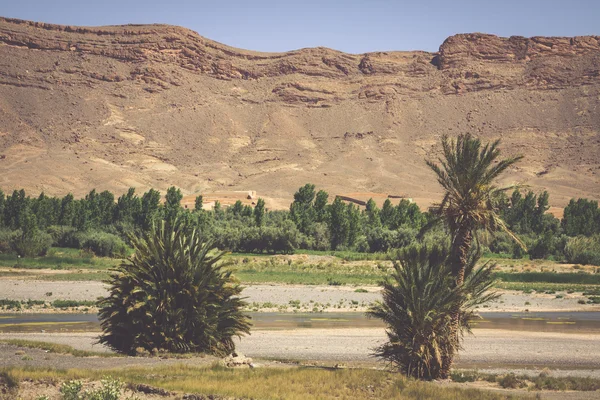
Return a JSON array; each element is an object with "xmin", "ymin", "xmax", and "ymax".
[{"xmin": 2, "ymin": 248, "xmax": 600, "ymax": 293}]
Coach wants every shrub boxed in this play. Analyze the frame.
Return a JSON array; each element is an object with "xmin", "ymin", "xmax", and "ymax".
[
  {"xmin": 528, "ymin": 233, "xmax": 567, "ymax": 260},
  {"xmin": 10, "ymin": 229, "xmax": 52, "ymax": 257},
  {"xmin": 98, "ymin": 219, "xmax": 251, "ymax": 355},
  {"xmin": 71, "ymin": 231, "xmax": 128, "ymax": 258},
  {"xmin": 497, "ymin": 373, "xmax": 526, "ymax": 389},
  {"xmin": 84, "ymin": 377, "xmax": 122, "ymax": 400},
  {"xmin": 564, "ymin": 235, "xmax": 600, "ymax": 266},
  {"xmin": 60, "ymin": 380, "xmax": 83, "ymax": 400},
  {"xmin": 0, "ymin": 229, "xmax": 15, "ymax": 253},
  {"xmin": 53, "ymin": 300, "xmax": 96, "ymax": 308},
  {"xmin": 46, "ymin": 225, "xmax": 77, "ymax": 247}
]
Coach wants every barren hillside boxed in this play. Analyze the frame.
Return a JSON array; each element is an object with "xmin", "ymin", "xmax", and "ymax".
[{"xmin": 0, "ymin": 17, "xmax": 599, "ymax": 208}]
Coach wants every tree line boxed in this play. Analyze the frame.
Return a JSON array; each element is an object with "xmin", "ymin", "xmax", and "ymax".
[{"xmin": 0, "ymin": 184, "xmax": 599, "ymax": 263}]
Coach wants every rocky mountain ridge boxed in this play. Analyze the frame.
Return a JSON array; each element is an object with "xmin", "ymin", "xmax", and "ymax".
[{"xmin": 0, "ymin": 17, "xmax": 599, "ymax": 208}]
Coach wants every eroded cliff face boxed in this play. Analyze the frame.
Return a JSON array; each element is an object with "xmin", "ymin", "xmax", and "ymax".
[{"xmin": 0, "ymin": 17, "xmax": 599, "ymax": 207}]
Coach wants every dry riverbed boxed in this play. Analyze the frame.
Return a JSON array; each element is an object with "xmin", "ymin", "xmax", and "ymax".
[
  {"xmin": 1, "ymin": 328, "xmax": 599, "ymax": 375},
  {"xmin": 0, "ymin": 279, "xmax": 598, "ymax": 313}
]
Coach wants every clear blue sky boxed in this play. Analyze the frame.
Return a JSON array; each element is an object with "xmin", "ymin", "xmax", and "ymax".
[{"xmin": 2, "ymin": 0, "xmax": 599, "ymax": 53}]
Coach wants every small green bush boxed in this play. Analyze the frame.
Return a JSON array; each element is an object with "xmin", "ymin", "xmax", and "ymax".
[
  {"xmin": 60, "ymin": 380, "xmax": 83, "ymax": 400},
  {"xmin": 564, "ymin": 235, "xmax": 600, "ymax": 266},
  {"xmin": 71, "ymin": 231, "xmax": 128, "ymax": 258},
  {"xmin": 46, "ymin": 225, "xmax": 78, "ymax": 247},
  {"xmin": 53, "ymin": 300, "xmax": 96, "ymax": 308},
  {"xmin": 0, "ymin": 299, "xmax": 22, "ymax": 310},
  {"xmin": 0, "ymin": 229, "xmax": 15, "ymax": 253},
  {"xmin": 497, "ymin": 373, "xmax": 525, "ymax": 389},
  {"xmin": 10, "ymin": 229, "xmax": 52, "ymax": 257},
  {"xmin": 85, "ymin": 377, "xmax": 122, "ymax": 400}
]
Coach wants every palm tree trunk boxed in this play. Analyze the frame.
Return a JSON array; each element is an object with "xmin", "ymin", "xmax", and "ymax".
[{"xmin": 439, "ymin": 226, "xmax": 472, "ymax": 379}]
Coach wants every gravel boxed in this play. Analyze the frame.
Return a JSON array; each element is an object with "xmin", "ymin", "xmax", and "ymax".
[
  {"xmin": 1, "ymin": 328, "xmax": 599, "ymax": 374},
  {"xmin": 0, "ymin": 280, "xmax": 598, "ymax": 313}
]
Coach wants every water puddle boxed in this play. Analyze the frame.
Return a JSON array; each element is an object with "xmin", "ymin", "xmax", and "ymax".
[{"xmin": 0, "ymin": 312, "xmax": 599, "ymax": 333}]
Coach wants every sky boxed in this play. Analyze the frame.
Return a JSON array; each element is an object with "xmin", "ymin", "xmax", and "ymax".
[{"xmin": 1, "ymin": 0, "xmax": 599, "ymax": 54}]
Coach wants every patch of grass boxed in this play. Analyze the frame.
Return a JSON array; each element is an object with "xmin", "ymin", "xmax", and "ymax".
[
  {"xmin": 532, "ymin": 375, "xmax": 600, "ymax": 391},
  {"xmin": 494, "ymin": 272, "xmax": 600, "ymax": 285},
  {"xmin": 451, "ymin": 371, "xmax": 496, "ymax": 383},
  {"xmin": 354, "ymin": 288, "xmax": 368, "ymax": 293},
  {"xmin": 295, "ymin": 249, "xmax": 390, "ymax": 261},
  {"xmin": 587, "ymin": 296, "xmax": 600, "ymax": 304},
  {"xmin": 231, "ymin": 260, "xmax": 387, "ymax": 285},
  {"xmin": 495, "ymin": 282, "xmax": 600, "ymax": 292},
  {"xmin": 52, "ymin": 300, "xmax": 97, "ymax": 308},
  {"xmin": 497, "ymin": 373, "xmax": 526, "ymax": 389},
  {"xmin": 1, "ymin": 365, "xmax": 525, "ymax": 400},
  {"xmin": 39, "ymin": 272, "xmax": 111, "ymax": 281},
  {"xmin": 1, "ymin": 248, "xmax": 120, "ymax": 271},
  {"xmin": 0, "ymin": 299, "xmax": 22, "ymax": 310},
  {"xmin": 0, "ymin": 339, "xmax": 118, "ymax": 358},
  {"xmin": 453, "ymin": 370, "xmax": 600, "ymax": 392}
]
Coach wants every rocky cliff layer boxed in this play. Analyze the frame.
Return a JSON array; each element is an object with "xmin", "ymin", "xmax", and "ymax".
[{"xmin": 0, "ymin": 17, "xmax": 599, "ymax": 207}]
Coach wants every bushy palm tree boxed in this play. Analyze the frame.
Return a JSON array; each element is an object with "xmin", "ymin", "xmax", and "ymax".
[
  {"xmin": 98, "ymin": 219, "xmax": 250, "ymax": 355},
  {"xmin": 425, "ymin": 133, "xmax": 523, "ymax": 377},
  {"xmin": 367, "ymin": 244, "xmax": 497, "ymax": 380}
]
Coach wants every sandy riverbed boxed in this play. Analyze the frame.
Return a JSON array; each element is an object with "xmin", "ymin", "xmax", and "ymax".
[
  {"xmin": 1, "ymin": 328, "xmax": 599, "ymax": 375},
  {"xmin": 0, "ymin": 280, "xmax": 598, "ymax": 313}
]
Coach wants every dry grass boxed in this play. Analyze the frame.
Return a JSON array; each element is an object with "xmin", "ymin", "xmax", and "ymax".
[
  {"xmin": 0, "ymin": 339, "xmax": 118, "ymax": 358},
  {"xmin": 1, "ymin": 364, "xmax": 528, "ymax": 400}
]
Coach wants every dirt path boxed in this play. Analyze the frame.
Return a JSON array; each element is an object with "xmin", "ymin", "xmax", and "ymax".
[
  {"xmin": 1, "ymin": 328, "xmax": 599, "ymax": 375},
  {"xmin": 0, "ymin": 280, "xmax": 598, "ymax": 313}
]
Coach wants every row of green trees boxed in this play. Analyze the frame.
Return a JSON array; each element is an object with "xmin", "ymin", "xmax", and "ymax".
[{"xmin": 0, "ymin": 182, "xmax": 598, "ymax": 258}]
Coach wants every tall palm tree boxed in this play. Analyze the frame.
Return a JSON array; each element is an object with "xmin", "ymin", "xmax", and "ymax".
[{"xmin": 425, "ymin": 133, "xmax": 523, "ymax": 376}]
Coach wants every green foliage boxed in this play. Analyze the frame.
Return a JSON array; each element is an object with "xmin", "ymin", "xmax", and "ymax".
[
  {"xmin": 426, "ymin": 133, "xmax": 524, "ymax": 280},
  {"xmin": 365, "ymin": 226, "xmax": 416, "ymax": 252},
  {"xmin": 114, "ymin": 188, "xmax": 141, "ymax": 225},
  {"xmin": 61, "ymin": 380, "xmax": 83, "ymax": 400},
  {"xmin": 0, "ymin": 228, "xmax": 15, "ymax": 253},
  {"xmin": 563, "ymin": 198, "xmax": 600, "ymax": 236},
  {"xmin": 494, "ymin": 272, "xmax": 600, "ymax": 285},
  {"xmin": 11, "ymin": 229, "xmax": 53, "ymax": 257},
  {"xmin": 47, "ymin": 225, "xmax": 78, "ymax": 247},
  {"xmin": 290, "ymin": 183, "xmax": 317, "ymax": 234},
  {"xmin": 194, "ymin": 195, "xmax": 203, "ymax": 212},
  {"xmin": 53, "ymin": 300, "xmax": 96, "ymax": 308},
  {"xmin": 84, "ymin": 377, "xmax": 123, "ymax": 400},
  {"xmin": 564, "ymin": 235, "xmax": 600, "ymax": 266},
  {"xmin": 0, "ymin": 299, "xmax": 22, "ymax": 310},
  {"xmin": 328, "ymin": 197, "xmax": 354, "ymax": 249},
  {"xmin": 254, "ymin": 198, "xmax": 265, "ymax": 226},
  {"xmin": 527, "ymin": 232, "xmax": 567, "ymax": 260},
  {"xmin": 367, "ymin": 244, "xmax": 497, "ymax": 379},
  {"xmin": 497, "ymin": 373, "xmax": 526, "ymax": 389},
  {"xmin": 164, "ymin": 186, "xmax": 183, "ymax": 222},
  {"xmin": 70, "ymin": 231, "xmax": 128, "ymax": 258},
  {"xmin": 501, "ymin": 190, "xmax": 554, "ymax": 235},
  {"xmin": 98, "ymin": 219, "xmax": 250, "ymax": 355}
]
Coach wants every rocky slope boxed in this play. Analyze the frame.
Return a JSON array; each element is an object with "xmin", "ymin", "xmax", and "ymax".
[{"xmin": 0, "ymin": 17, "xmax": 599, "ymax": 208}]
